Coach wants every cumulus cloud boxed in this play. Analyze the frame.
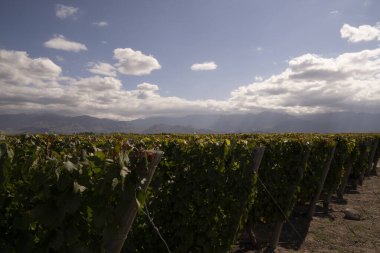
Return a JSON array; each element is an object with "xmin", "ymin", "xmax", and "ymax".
[
  {"xmin": 191, "ymin": 61, "xmax": 217, "ymax": 71},
  {"xmin": 87, "ymin": 48, "xmax": 161, "ymax": 78},
  {"xmin": 87, "ymin": 62, "xmax": 117, "ymax": 77},
  {"xmin": 0, "ymin": 49, "xmax": 66, "ymax": 110},
  {"xmin": 135, "ymin": 82, "xmax": 160, "ymax": 99},
  {"xmin": 2, "ymin": 45, "xmax": 380, "ymax": 119},
  {"xmin": 0, "ymin": 49, "xmax": 61, "ymax": 86},
  {"xmin": 113, "ymin": 48, "xmax": 161, "ymax": 76},
  {"xmin": 56, "ymin": 4, "xmax": 78, "ymax": 19},
  {"xmin": 340, "ymin": 23, "xmax": 380, "ymax": 42},
  {"xmin": 137, "ymin": 82, "xmax": 159, "ymax": 91},
  {"xmin": 44, "ymin": 35, "xmax": 87, "ymax": 52},
  {"xmin": 0, "ymin": 49, "xmax": 218, "ymax": 119},
  {"xmin": 229, "ymin": 48, "xmax": 380, "ymax": 114},
  {"xmin": 93, "ymin": 21, "xmax": 108, "ymax": 27}
]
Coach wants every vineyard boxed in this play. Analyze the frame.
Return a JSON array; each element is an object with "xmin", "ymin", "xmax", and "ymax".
[{"xmin": 0, "ymin": 133, "xmax": 379, "ymax": 252}]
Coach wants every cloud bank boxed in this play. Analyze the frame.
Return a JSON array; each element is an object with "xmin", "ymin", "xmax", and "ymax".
[
  {"xmin": 229, "ymin": 49, "xmax": 380, "ymax": 114},
  {"xmin": 1, "ymin": 42, "xmax": 380, "ymax": 119},
  {"xmin": 0, "ymin": 49, "xmax": 217, "ymax": 119}
]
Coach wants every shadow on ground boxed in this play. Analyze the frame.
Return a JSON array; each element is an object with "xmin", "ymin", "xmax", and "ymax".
[
  {"xmin": 233, "ymin": 195, "xmax": 353, "ymax": 252},
  {"xmin": 232, "ymin": 171, "xmax": 380, "ymax": 252}
]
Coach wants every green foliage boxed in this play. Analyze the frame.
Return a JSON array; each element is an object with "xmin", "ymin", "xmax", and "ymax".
[
  {"xmin": 1, "ymin": 133, "xmax": 379, "ymax": 252},
  {"xmin": 0, "ymin": 134, "xmax": 150, "ymax": 252},
  {"xmin": 125, "ymin": 136, "xmax": 260, "ymax": 253},
  {"xmin": 251, "ymin": 135, "xmax": 310, "ymax": 223},
  {"xmin": 298, "ymin": 136, "xmax": 336, "ymax": 203},
  {"xmin": 373, "ymin": 136, "xmax": 380, "ymax": 168},
  {"xmin": 350, "ymin": 136, "xmax": 372, "ymax": 180},
  {"xmin": 323, "ymin": 135, "xmax": 355, "ymax": 194}
]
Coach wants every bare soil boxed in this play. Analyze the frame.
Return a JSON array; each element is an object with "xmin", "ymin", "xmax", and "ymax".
[{"xmin": 233, "ymin": 165, "xmax": 380, "ymax": 253}]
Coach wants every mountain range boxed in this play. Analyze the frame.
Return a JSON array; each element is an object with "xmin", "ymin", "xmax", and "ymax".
[{"xmin": 0, "ymin": 112, "xmax": 380, "ymax": 134}]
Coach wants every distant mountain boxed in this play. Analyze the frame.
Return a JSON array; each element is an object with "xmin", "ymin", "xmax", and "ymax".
[
  {"xmin": 0, "ymin": 114, "xmax": 137, "ymax": 134},
  {"xmin": 1, "ymin": 111, "xmax": 380, "ymax": 134},
  {"xmin": 130, "ymin": 111, "xmax": 380, "ymax": 133},
  {"xmin": 0, "ymin": 114, "xmax": 212, "ymax": 134},
  {"xmin": 130, "ymin": 114, "xmax": 222, "ymax": 130},
  {"xmin": 209, "ymin": 112, "xmax": 302, "ymax": 132}
]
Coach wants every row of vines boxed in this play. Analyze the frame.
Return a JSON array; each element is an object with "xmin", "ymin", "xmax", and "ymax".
[{"xmin": 0, "ymin": 133, "xmax": 379, "ymax": 252}]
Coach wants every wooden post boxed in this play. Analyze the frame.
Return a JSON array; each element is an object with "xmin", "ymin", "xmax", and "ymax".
[
  {"xmin": 373, "ymin": 157, "xmax": 379, "ymax": 176},
  {"xmin": 322, "ymin": 191, "xmax": 333, "ymax": 213},
  {"xmin": 267, "ymin": 149, "xmax": 310, "ymax": 253},
  {"xmin": 358, "ymin": 142, "xmax": 371, "ymax": 185},
  {"xmin": 352, "ymin": 179, "xmax": 358, "ymax": 190},
  {"xmin": 234, "ymin": 147, "xmax": 265, "ymax": 246},
  {"xmin": 337, "ymin": 158, "xmax": 353, "ymax": 200},
  {"xmin": 268, "ymin": 221, "xmax": 284, "ymax": 253},
  {"xmin": 251, "ymin": 147, "xmax": 265, "ymax": 174},
  {"xmin": 365, "ymin": 139, "xmax": 378, "ymax": 176},
  {"xmin": 104, "ymin": 150, "xmax": 163, "ymax": 253},
  {"xmin": 307, "ymin": 146, "xmax": 336, "ymax": 219}
]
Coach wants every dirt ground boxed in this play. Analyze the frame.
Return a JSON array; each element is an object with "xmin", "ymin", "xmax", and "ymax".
[{"xmin": 234, "ymin": 164, "xmax": 380, "ymax": 253}]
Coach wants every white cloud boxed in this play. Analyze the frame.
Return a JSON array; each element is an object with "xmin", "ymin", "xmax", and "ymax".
[
  {"xmin": 56, "ymin": 4, "xmax": 78, "ymax": 19},
  {"xmin": 0, "ymin": 49, "xmax": 215, "ymax": 119},
  {"xmin": 0, "ymin": 49, "xmax": 62, "ymax": 85},
  {"xmin": 340, "ymin": 23, "xmax": 380, "ymax": 43},
  {"xmin": 70, "ymin": 76, "xmax": 122, "ymax": 93},
  {"xmin": 191, "ymin": 61, "xmax": 217, "ymax": 71},
  {"xmin": 255, "ymin": 76, "xmax": 263, "ymax": 81},
  {"xmin": 0, "ymin": 49, "xmax": 65, "ymax": 109},
  {"xmin": 228, "ymin": 48, "xmax": 380, "ymax": 114},
  {"xmin": 256, "ymin": 47, "xmax": 263, "ymax": 52},
  {"xmin": 136, "ymin": 83, "xmax": 160, "ymax": 99},
  {"xmin": 93, "ymin": 21, "xmax": 108, "ymax": 27},
  {"xmin": 137, "ymin": 82, "xmax": 159, "ymax": 91},
  {"xmin": 113, "ymin": 48, "xmax": 161, "ymax": 76},
  {"xmin": 2, "ymin": 46, "xmax": 380, "ymax": 119},
  {"xmin": 44, "ymin": 35, "xmax": 88, "ymax": 52},
  {"xmin": 329, "ymin": 10, "xmax": 339, "ymax": 15},
  {"xmin": 87, "ymin": 62, "xmax": 117, "ymax": 77}
]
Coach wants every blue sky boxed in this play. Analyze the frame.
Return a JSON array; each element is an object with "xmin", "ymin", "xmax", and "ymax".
[{"xmin": 0, "ymin": 0, "xmax": 380, "ymax": 119}]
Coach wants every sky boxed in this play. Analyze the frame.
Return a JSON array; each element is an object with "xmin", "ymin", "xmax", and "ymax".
[{"xmin": 0, "ymin": 0, "xmax": 379, "ymax": 120}]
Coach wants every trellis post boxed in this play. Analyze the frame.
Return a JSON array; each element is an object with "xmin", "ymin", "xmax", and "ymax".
[
  {"xmin": 103, "ymin": 150, "xmax": 163, "ymax": 253},
  {"xmin": 307, "ymin": 146, "xmax": 336, "ymax": 219}
]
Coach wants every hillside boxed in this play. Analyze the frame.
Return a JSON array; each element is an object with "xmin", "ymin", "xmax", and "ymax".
[{"xmin": 1, "ymin": 112, "xmax": 380, "ymax": 134}]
